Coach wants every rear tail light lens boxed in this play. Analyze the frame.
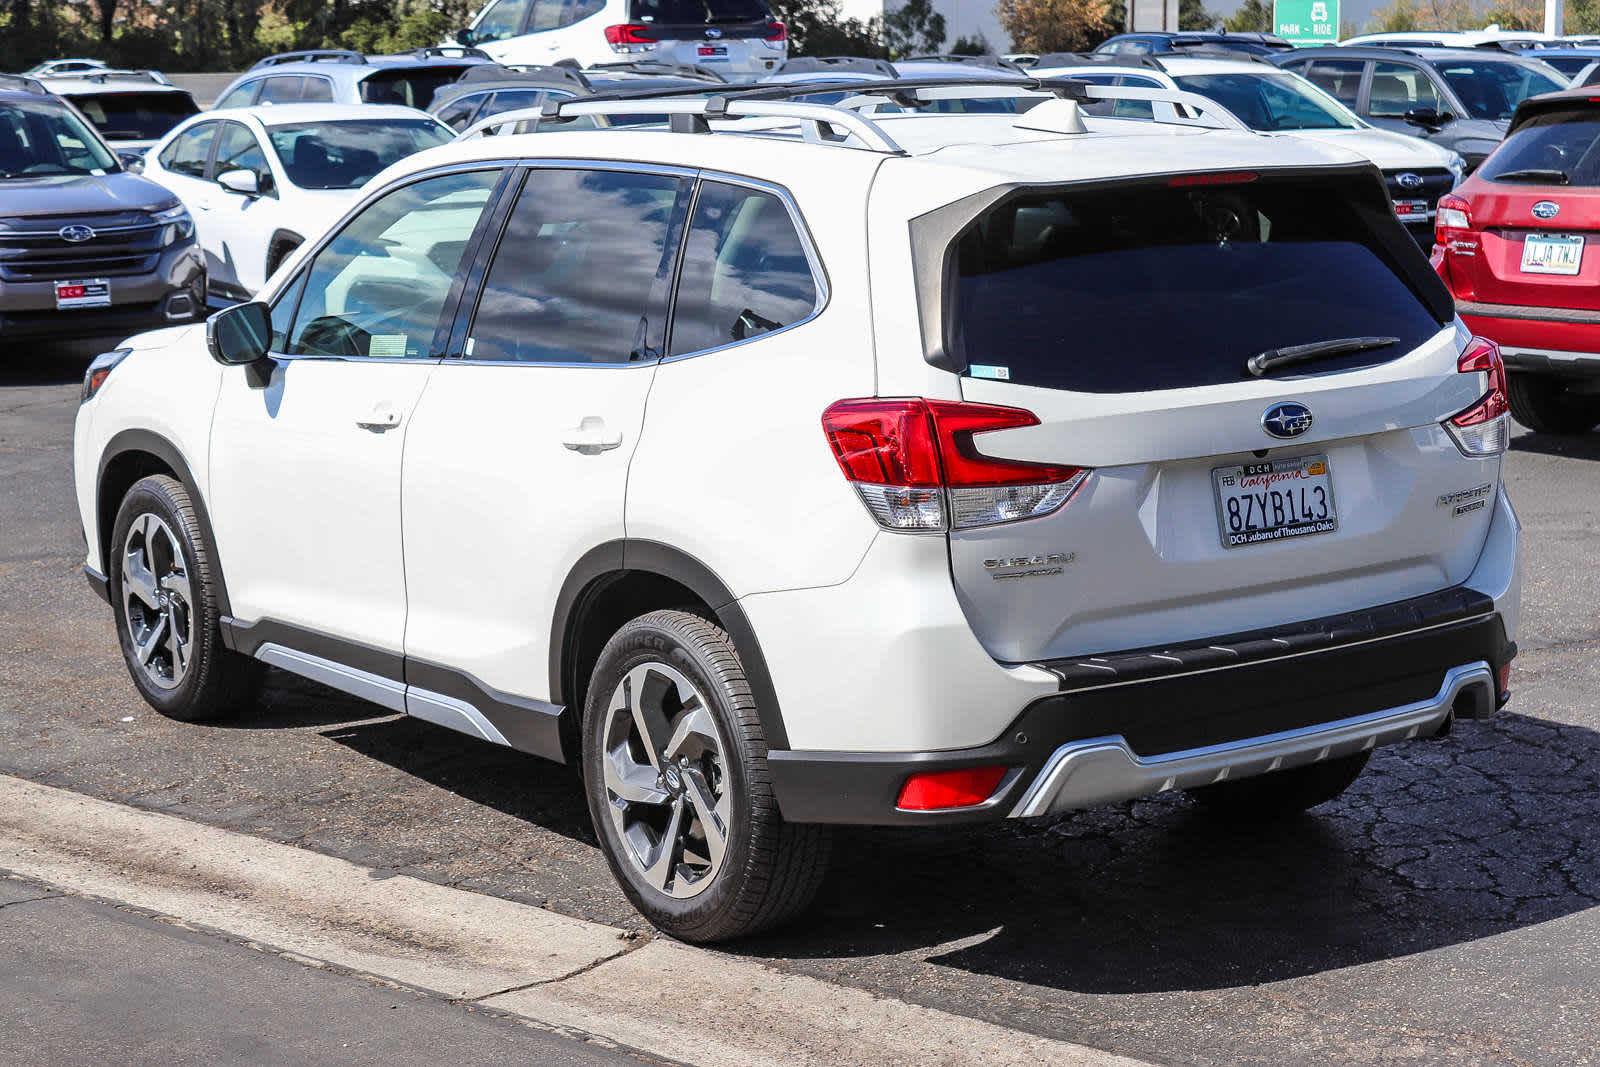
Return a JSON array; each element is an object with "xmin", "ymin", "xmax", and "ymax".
[
  {"xmin": 763, "ymin": 19, "xmax": 787, "ymax": 41},
  {"xmin": 604, "ymin": 23, "xmax": 657, "ymax": 51},
  {"xmin": 822, "ymin": 399, "xmax": 1088, "ymax": 531},
  {"xmin": 897, "ymin": 765, "xmax": 1009, "ymax": 811},
  {"xmin": 1444, "ymin": 336, "xmax": 1509, "ymax": 457},
  {"xmin": 1436, "ymin": 193, "xmax": 1477, "ymax": 256}
]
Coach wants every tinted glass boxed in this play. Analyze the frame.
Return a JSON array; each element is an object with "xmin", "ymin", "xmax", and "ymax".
[
  {"xmin": 1480, "ymin": 107, "xmax": 1600, "ymax": 185},
  {"xmin": 630, "ymin": 0, "xmax": 767, "ymax": 22},
  {"xmin": 1533, "ymin": 54, "xmax": 1591, "ymax": 76},
  {"xmin": 467, "ymin": 168, "xmax": 688, "ymax": 363},
  {"xmin": 158, "ymin": 121, "xmax": 216, "ymax": 177},
  {"xmin": 1302, "ymin": 59, "xmax": 1365, "ymax": 106},
  {"xmin": 1173, "ymin": 72, "xmax": 1359, "ymax": 130},
  {"xmin": 286, "ymin": 170, "xmax": 499, "ymax": 359},
  {"xmin": 435, "ymin": 94, "xmax": 485, "ymax": 130},
  {"xmin": 359, "ymin": 67, "xmax": 473, "ymax": 109},
  {"xmin": 947, "ymin": 179, "xmax": 1444, "ymax": 393},
  {"xmin": 213, "ymin": 83, "xmax": 258, "ymax": 110},
  {"xmin": 481, "ymin": 89, "xmax": 549, "ymax": 116},
  {"xmin": 0, "ymin": 102, "xmax": 117, "ymax": 176},
  {"xmin": 213, "ymin": 122, "xmax": 274, "ymax": 195},
  {"xmin": 299, "ymin": 76, "xmax": 335, "ymax": 102},
  {"xmin": 669, "ymin": 182, "xmax": 818, "ymax": 356},
  {"xmin": 267, "ymin": 119, "xmax": 452, "ymax": 189},
  {"xmin": 63, "ymin": 91, "xmax": 199, "ymax": 140},
  {"xmin": 474, "ymin": 0, "xmax": 532, "ymax": 40},
  {"xmin": 258, "ymin": 76, "xmax": 305, "ymax": 104},
  {"xmin": 1368, "ymin": 62, "xmax": 1444, "ymax": 117},
  {"xmin": 1434, "ymin": 60, "xmax": 1564, "ymax": 120}
]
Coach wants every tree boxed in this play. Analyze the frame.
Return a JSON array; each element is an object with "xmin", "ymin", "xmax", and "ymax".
[
  {"xmin": 996, "ymin": 0, "xmax": 1116, "ymax": 53},
  {"xmin": 880, "ymin": 0, "xmax": 946, "ymax": 57},
  {"xmin": 1223, "ymin": 0, "xmax": 1272, "ymax": 31},
  {"xmin": 950, "ymin": 31, "xmax": 991, "ymax": 54},
  {"xmin": 767, "ymin": 0, "xmax": 885, "ymax": 56},
  {"xmin": 1179, "ymin": 0, "xmax": 1219, "ymax": 30}
]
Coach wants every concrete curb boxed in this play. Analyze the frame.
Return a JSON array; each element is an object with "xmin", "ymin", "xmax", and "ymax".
[{"xmin": 0, "ymin": 774, "xmax": 1143, "ymax": 1067}]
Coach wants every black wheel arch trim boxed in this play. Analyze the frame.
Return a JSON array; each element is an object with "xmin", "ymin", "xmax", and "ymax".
[
  {"xmin": 97, "ymin": 428, "xmax": 232, "ymax": 618},
  {"xmin": 550, "ymin": 539, "xmax": 790, "ymax": 751},
  {"xmin": 266, "ymin": 229, "xmax": 305, "ymax": 273}
]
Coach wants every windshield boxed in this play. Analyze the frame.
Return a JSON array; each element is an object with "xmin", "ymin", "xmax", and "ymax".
[
  {"xmin": 1173, "ymin": 72, "xmax": 1361, "ymax": 130},
  {"xmin": 1480, "ymin": 107, "xmax": 1600, "ymax": 185},
  {"xmin": 629, "ymin": 0, "xmax": 769, "ymax": 24},
  {"xmin": 267, "ymin": 119, "xmax": 452, "ymax": 189},
  {"xmin": 0, "ymin": 101, "xmax": 118, "ymax": 177},
  {"xmin": 358, "ymin": 67, "xmax": 475, "ymax": 109},
  {"xmin": 1434, "ymin": 61, "xmax": 1565, "ymax": 121},
  {"xmin": 62, "ymin": 91, "xmax": 198, "ymax": 141}
]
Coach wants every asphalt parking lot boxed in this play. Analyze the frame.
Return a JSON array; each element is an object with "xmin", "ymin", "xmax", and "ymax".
[{"xmin": 3, "ymin": 343, "xmax": 1598, "ymax": 1066}]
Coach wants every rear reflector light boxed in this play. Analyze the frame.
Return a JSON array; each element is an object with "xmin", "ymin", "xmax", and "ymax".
[
  {"xmin": 764, "ymin": 19, "xmax": 787, "ymax": 40},
  {"xmin": 1444, "ymin": 336, "xmax": 1509, "ymax": 457},
  {"xmin": 604, "ymin": 23, "xmax": 657, "ymax": 50},
  {"xmin": 821, "ymin": 398, "xmax": 1088, "ymax": 531},
  {"xmin": 897, "ymin": 766, "xmax": 1009, "ymax": 810},
  {"xmin": 1168, "ymin": 171, "xmax": 1258, "ymax": 187},
  {"xmin": 1436, "ymin": 192, "xmax": 1475, "ymax": 256}
]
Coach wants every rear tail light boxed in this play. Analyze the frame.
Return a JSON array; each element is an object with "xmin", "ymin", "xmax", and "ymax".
[
  {"xmin": 1436, "ymin": 192, "xmax": 1478, "ymax": 257},
  {"xmin": 763, "ymin": 19, "xmax": 787, "ymax": 41},
  {"xmin": 604, "ymin": 23, "xmax": 657, "ymax": 51},
  {"xmin": 822, "ymin": 398, "xmax": 1088, "ymax": 531},
  {"xmin": 1444, "ymin": 336, "xmax": 1509, "ymax": 457},
  {"xmin": 897, "ymin": 766, "xmax": 1009, "ymax": 811}
]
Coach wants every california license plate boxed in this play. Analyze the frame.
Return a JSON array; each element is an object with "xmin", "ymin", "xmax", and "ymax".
[
  {"xmin": 1521, "ymin": 233, "xmax": 1584, "ymax": 275},
  {"xmin": 1213, "ymin": 454, "xmax": 1338, "ymax": 549},
  {"xmin": 697, "ymin": 44, "xmax": 728, "ymax": 57},
  {"xmin": 55, "ymin": 278, "xmax": 111, "ymax": 309}
]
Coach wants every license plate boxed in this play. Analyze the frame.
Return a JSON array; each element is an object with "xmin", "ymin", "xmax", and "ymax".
[
  {"xmin": 1392, "ymin": 199, "xmax": 1430, "ymax": 218},
  {"xmin": 55, "ymin": 278, "xmax": 110, "ymax": 310},
  {"xmin": 1521, "ymin": 233, "xmax": 1584, "ymax": 275},
  {"xmin": 1213, "ymin": 454, "xmax": 1338, "ymax": 549},
  {"xmin": 697, "ymin": 44, "xmax": 728, "ymax": 57}
]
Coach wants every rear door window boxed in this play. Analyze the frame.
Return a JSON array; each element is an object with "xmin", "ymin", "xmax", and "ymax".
[
  {"xmin": 472, "ymin": 0, "xmax": 532, "ymax": 41},
  {"xmin": 359, "ymin": 68, "xmax": 473, "ymax": 109},
  {"xmin": 941, "ymin": 176, "xmax": 1447, "ymax": 393},
  {"xmin": 158, "ymin": 121, "xmax": 218, "ymax": 177},
  {"xmin": 214, "ymin": 121, "xmax": 275, "ymax": 196},
  {"xmin": 299, "ymin": 76, "xmax": 335, "ymax": 102},
  {"xmin": 257, "ymin": 76, "xmax": 306, "ymax": 105},
  {"xmin": 1302, "ymin": 59, "xmax": 1366, "ymax": 107},
  {"xmin": 1367, "ymin": 62, "xmax": 1443, "ymax": 117}
]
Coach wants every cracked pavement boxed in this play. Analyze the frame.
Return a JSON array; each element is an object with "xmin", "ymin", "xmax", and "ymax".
[{"xmin": 3, "ymin": 347, "xmax": 1597, "ymax": 1065}]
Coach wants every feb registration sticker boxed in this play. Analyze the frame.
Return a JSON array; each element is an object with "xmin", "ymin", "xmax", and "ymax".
[{"xmin": 55, "ymin": 278, "xmax": 111, "ymax": 310}]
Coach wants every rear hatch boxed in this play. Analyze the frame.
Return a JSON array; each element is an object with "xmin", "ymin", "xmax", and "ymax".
[
  {"xmin": 60, "ymin": 90, "xmax": 198, "ymax": 147},
  {"xmin": 1446, "ymin": 101, "xmax": 1600, "ymax": 310},
  {"xmin": 626, "ymin": 0, "xmax": 783, "ymax": 78},
  {"xmin": 919, "ymin": 170, "xmax": 1500, "ymax": 662}
]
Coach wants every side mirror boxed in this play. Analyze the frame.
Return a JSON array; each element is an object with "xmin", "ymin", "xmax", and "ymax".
[
  {"xmin": 216, "ymin": 169, "xmax": 259, "ymax": 196},
  {"xmin": 1403, "ymin": 106, "xmax": 1453, "ymax": 130},
  {"xmin": 206, "ymin": 301, "xmax": 273, "ymax": 366},
  {"xmin": 117, "ymin": 150, "xmax": 145, "ymax": 172},
  {"xmin": 455, "ymin": 27, "xmax": 475, "ymax": 45}
]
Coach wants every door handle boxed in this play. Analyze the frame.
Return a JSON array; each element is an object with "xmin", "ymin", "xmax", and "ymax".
[
  {"xmin": 562, "ymin": 416, "xmax": 623, "ymax": 455},
  {"xmin": 356, "ymin": 405, "xmax": 402, "ymax": 431}
]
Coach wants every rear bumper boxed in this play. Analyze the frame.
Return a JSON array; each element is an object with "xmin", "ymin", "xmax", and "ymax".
[{"xmin": 1458, "ymin": 302, "xmax": 1600, "ymax": 375}]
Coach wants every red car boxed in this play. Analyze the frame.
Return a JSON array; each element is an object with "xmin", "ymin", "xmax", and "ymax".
[{"xmin": 1433, "ymin": 86, "xmax": 1600, "ymax": 434}]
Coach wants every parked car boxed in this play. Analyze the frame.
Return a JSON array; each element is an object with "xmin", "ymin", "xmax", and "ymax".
[
  {"xmin": 142, "ymin": 104, "xmax": 454, "ymax": 303},
  {"xmin": 452, "ymin": 0, "xmax": 787, "ymax": 82},
  {"xmin": 428, "ymin": 61, "xmax": 723, "ymax": 131},
  {"xmin": 0, "ymin": 76, "xmax": 202, "ymax": 341},
  {"xmin": 1274, "ymin": 46, "xmax": 1566, "ymax": 170},
  {"xmin": 210, "ymin": 48, "xmax": 493, "ymax": 112},
  {"xmin": 1434, "ymin": 86, "xmax": 1600, "ymax": 433},
  {"xmin": 75, "ymin": 78, "xmax": 1519, "ymax": 943},
  {"xmin": 1035, "ymin": 53, "xmax": 1466, "ymax": 245},
  {"xmin": 1093, "ymin": 32, "xmax": 1294, "ymax": 56},
  {"xmin": 23, "ymin": 59, "xmax": 110, "ymax": 77},
  {"xmin": 37, "ymin": 70, "xmax": 199, "ymax": 157},
  {"xmin": 1339, "ymin": 30, "xmax": 1556, "ymax": 49},
  {"xmin": 1519, "ymin": 46, "xmax": 1600, "ymax": 80}
]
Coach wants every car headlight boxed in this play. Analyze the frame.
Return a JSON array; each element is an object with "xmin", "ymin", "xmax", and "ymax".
[
  {"xmin": 1446, "ymin": 152, "xmax": 1467, "ymax": 186},
  {"xmin": 153, "ymin": 203, "xmax": 193, "ymax": 246}
]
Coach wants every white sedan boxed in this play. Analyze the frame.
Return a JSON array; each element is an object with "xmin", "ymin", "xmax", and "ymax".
[{"xmin": 142, "ymin": 104, "xmax": 454, "ymax": 303}]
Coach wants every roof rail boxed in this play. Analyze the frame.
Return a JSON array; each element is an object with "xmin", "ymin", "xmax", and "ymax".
[
  {"xmin": 900, "ymin": 54, "xmax": 1025, "ymax": 72},
  {"xmin": 0, "ymin": 74, "xmax": 46, "ymax": 94},
  {"xmin": 1169, "ymin": 45, "xmax": 1274, "ymax": 62},
  {"xmin": 1032, "ymin": 51, "xmax": 1166, "ymax": 71},
  {"xmin": 399, "ymin": 45, "xmax": 493, "ymax": 60},
  {"xmin": 456, "ymin": 63, "xmax": 592, "ymax": 90},
  {"xmin": 586, "ymin": 60, "xmax": 728, "ymax": 82},
  {"xmin": 832, "ymin": 78, "xmax": 1252, "ymax": 132},
  {"xmin": 250, "ymin": 49, "xmax": 368, "ymax": 69},
  {"xmin": 773, "ymin": 56, "xmax": 898, "ymax": 78}
]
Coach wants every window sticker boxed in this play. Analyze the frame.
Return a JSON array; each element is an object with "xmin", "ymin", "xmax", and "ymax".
[
  {"xmin": 368, "ymin": 334, "xmax": 409, "ymax": 359},
  {"xmin": 969, "ymin": 364, "xmax": 1011, "ymax": 380}
]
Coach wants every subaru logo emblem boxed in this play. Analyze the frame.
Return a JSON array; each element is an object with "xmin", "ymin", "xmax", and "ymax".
[
  {"xmin": 58, "ymin": 224, "xmax": 95, "ymax": 243},
  {"xmin": 1533, "ymin": 200, "xmax": 1560, "ymax": 220},
  {"xmin": 705, "ymin": 27, "xmax": 723, "ymax": 37},
  {"xmin": 1396, "ymin": 172, "xmax": 1423, "ymax": 189},
  {"xmin": 1262, "ymin": 402, "xmax": 1314, "ymax": 439}
]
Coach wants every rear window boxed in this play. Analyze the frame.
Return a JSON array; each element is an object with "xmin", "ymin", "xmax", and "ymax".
[
  {"xmin": 1481, "ymin": 107, "xmax": 1600, "ymax": 185},
  {"xmin": 1432, "ymin": 60, "xmax": 1564, "ymax": 121},
  {"xmin": 359, "ymin": 67, "xmax": 474, "ymax": 109},
  {"xmin": 944, "ymin": 177, "xmax": 1446, "ymax": 393},
  {"xmin": 629, "ymin": 0, "xmax": 768, "ymax": 24},
  {"xmin": 62, "ymin": 91, "xmax": 199, "ymax": 141}
]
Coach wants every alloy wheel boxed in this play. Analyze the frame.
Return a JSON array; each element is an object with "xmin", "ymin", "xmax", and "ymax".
[{"xmin": 121, "ymin": 512, "xmax": 193, "ymax": 690}]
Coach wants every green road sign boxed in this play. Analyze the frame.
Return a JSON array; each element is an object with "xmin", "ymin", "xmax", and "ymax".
[{"xmin": 1274, "ymin": 0, "xmax": 1339, "ymax": 46}]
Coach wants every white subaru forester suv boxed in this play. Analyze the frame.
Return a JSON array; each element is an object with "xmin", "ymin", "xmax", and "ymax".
[{"xmin": 73, "ymin": 77, "xmax": 1522, "ymax": 942}]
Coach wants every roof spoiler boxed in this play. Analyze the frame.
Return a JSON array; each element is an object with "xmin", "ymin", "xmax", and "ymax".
[
  {"xmin": 586, "ymin": 60, "xmax": 728, "ymax": 82},
  {"xmin": 0, "ymin": 74, "xmax": 46, "ymax": 94},
  {"xmin": 455, "ymin": 63, "xmax": 592, "ymax": 90},
  {"xmin": 774, "ymin": 56, "xmax": 899, "ymax": 78}
]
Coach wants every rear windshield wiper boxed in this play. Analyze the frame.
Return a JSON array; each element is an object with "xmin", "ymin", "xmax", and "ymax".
[
  {"xmin": 1490, "ymin": 168, "xmax": 1570, "ymax": 185},
  {"xmin": 1246, "ymin": 336, "xmax": 1399, "ymax": 378}
]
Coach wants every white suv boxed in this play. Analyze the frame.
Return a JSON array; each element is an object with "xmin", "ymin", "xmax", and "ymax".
[{"xmin": 73, "ymin": 80, "xmax": 1522, "ymax": 942}]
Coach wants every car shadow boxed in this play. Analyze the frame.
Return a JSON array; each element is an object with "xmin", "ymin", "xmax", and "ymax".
[
  {"xmin": 0, "ymin": 341, "xmax": 122, "ymax": 387},
  {"xmin": 1510, "ymin": 427, "xmax": 1600, "ymax": 461}
]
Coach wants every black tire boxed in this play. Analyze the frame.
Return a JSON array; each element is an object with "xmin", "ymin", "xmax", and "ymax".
[
  {"xmin": 108, "ymin": 475, "xmax": 261, "ymax": 722},
  {"xmin": 1507, "ymin": 372, "xmax": 1600, "ymax": 435},
  {"xmin": 1184, "ymin": 751, "xmax": 1370, "ymax": 820},
  {"xmin": 582, "ymin": 609, "xmax": 829, "ymax": 942}
]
